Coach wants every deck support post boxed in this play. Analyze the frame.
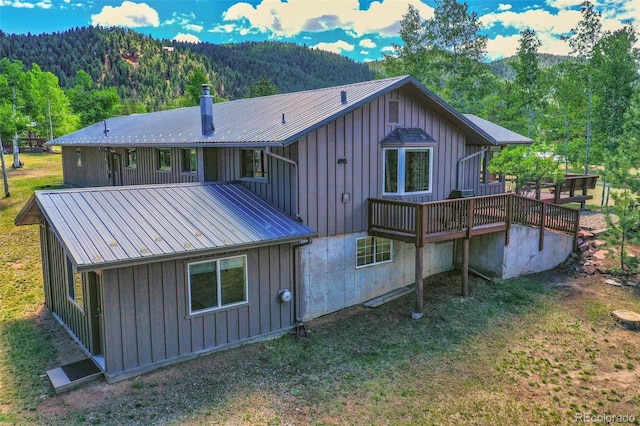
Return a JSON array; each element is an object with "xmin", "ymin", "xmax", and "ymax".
[
  {"xmin": 412, "ymin": 245, "xmax": 424, "ymax": 319},
  {"xmin": 462, "ymin": 238, "xmax": 469, "ymax": 297}
]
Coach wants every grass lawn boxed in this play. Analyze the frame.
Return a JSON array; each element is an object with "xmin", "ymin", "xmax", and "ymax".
[{"xmin": 1, "ymin": 153, "xmax": 639, "ymax": 425}]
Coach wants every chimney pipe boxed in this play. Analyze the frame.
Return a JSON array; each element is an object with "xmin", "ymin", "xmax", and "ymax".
[
  {"xmin": 340, "ymin": 90, "xmax": 347, "ymax": 104},
  {"xmin": 200, "ymin": 84, "xmax": 214, "ymax": 135}
]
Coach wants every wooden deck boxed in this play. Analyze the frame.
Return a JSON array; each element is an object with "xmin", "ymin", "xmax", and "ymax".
[
  {"xmin": 525, "ymin": 174, "xmax": 599, "ymax": 206},
  {"xmin": 368, "ymin": 193, "xmax": 580, "ymax": 249}
]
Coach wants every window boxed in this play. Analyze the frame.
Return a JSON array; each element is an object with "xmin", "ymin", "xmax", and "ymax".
[
  {"xmin": 67, "ymin": 259, "xmax": 84, "ymax": 310},
  {"xmin": 357, "ymin": 237, "xmax": 392, "ymax": 267},
  {"xmin": 480, "ymin": 148, "xmax": 501, "ymax": 184},
  {"xmin": 126, "ymin": 148, "xmax": 137, "ymax": 168},
  {"xmin": 383, "ymin": 147, "xmax": 432, "ymax": 195},
  {"xmin": 241, "ymin": 149, "xmax": 267, "ymax": 179},
  {"xmin": 182, "ymin": 148, "xmax": 197, "ymax": 173},
  {"xmin": 157, "ymin": 148, "xmax": 171, "ymax": 171},
  {"xmin": 76, "ymin": 148, "xmax": 82, "ymax": 167},
  {"xmin": 188, "ymin": 255, "xmax": 248, "ymax": 314}
]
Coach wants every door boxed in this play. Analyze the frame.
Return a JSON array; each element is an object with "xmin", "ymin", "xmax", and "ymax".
[
  {"xmin": 88, "ymin": 272, "xmax": 104, "ymax": 357},
  {"xmin": 107, "ymin": 152, "xmax": 122, "ymax": 186}
]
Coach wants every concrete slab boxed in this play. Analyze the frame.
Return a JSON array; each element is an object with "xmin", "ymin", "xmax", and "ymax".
[{"xmin": 46, "ymin": 358, "xmax": 103, "ymax": 394}]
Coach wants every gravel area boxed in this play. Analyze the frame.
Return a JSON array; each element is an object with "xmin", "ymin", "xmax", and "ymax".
[{"xmin": 579, "ymin": 210, "xmax": 615, "ymax": 232}]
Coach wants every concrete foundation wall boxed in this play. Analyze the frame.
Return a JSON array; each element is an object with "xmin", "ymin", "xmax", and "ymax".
[
  {"xmin": 461, "ymin": 225, "xmax": 574, "ymax": 279},
  {"xmin": 299, "ymin": 233, "xmax": 454, "ymax": 321}
]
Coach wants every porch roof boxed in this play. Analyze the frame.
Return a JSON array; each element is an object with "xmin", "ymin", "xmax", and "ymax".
[{"xmin": 16, "ymin": 182, "xmax": 316, "ymax": 271}]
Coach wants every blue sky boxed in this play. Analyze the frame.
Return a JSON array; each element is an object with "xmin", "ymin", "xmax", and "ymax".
[{"xmin": 1, "ymin": 0, "xmax": 638, "ymax": 62}]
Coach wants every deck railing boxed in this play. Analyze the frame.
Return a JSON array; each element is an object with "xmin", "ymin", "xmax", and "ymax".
[{"xmin": 369, "ymin": 193, "xmax": 580, "ymax": 249}]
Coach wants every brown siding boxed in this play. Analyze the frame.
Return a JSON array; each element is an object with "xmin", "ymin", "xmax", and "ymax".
[
  {"xmin": 40, "ymin": 223, "xmax": 93, "ymax": 351},
  {"xmin": 62, "ymin": 146, "xmax": 199, "ymax": 187},
  {"xmin": 297, "ymin": 88, "xmax": 468, "ymax": 236},
  {"xmin": 100, "ymin": 245, "xmax": 294, "ymax": 376}
]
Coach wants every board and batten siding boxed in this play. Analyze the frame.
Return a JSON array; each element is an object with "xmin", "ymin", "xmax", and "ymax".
[
  {"xmin": 100, "ymin": 244, "xmax": 294, "ymax": 379},
  {"xmin": 215, "ymin": 145, "xmax": 298, "ymax": 218},
  {"xmin": 297, "ymin": 88, "xmax": 468, "ymax": 237},
  {"xmin": 460, "ymin": 145, "xmax": 506, "ymax": 197},
  {"xmin": 40, "ymin": 222, "xmax": 93, "ymax": 353},
  {"xmin": 62, "ymin": 146, "xmax": 200, "ymax": 187}
]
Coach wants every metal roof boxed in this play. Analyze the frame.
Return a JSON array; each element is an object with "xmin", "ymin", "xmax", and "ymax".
[
  {"xmin": 463, "ymin": 114, "xmax": 533, "ymax": 145},
  {"xmin": 51, "ymin": 75, "xmax": 530, "ymax": 148},
  {"xmin": 16, "ymin": 183, "xmax": 316, "ymax": 271},
  {"xmin": 381, "ymin": 128, "xmax": 436, "ymax": 143}
]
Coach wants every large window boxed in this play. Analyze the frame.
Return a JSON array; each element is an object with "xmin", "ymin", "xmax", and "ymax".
[
  {"xmin": 188, "ymin": 255, "xmax": 248, "ymax": 314},
  {"xmin": 357, "ymin": 237, "xmax": 392, "ymax": 268},
  {"xmin": 241, "ymin": 149, "xmax": 267, "ymax": 179},
  {"xmin": 383, "ymin": 147, "xmax": 432, "ymax": 195},
  {"xmin": 66, "ymin": 259, "xmax": 84, "ymax": 310},
  {"xmin": 157, "ymin": 148, "xmax": 171, "ymax": 171},
  {"xmin": 126, "ymin": 148, "xmax": 137, "ymax": 168},
  {"xmin": 182, "ymin": 148, "xmax": 197, "ymax": 173}
]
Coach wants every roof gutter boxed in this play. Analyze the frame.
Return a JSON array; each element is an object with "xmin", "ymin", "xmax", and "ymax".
[{"xmin": 264, "ymin": 147, "xmax": 302, "ymax": 222}]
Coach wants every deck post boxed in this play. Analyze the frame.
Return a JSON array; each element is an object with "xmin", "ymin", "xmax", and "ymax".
[
  {"xmin": 505, "ymin": 194, "xmax": 513, "ymax": 246},
  {"xmin": 462, "ymin": 238, "xmax": 469, "ymax": 297},
  {"xmin": 539, "ymin": 202, "xmax": 545, "ymax": 251},
  {"xmin": 413, "ymin": 204, "xmax": 425, "ymax": 319},
  {"xmin": 413, "ymin": 245, "xmax": 424, "ymax": 319}
]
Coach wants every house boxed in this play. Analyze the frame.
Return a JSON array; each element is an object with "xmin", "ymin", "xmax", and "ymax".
[{"xmin": 15, "ymin": 75, "xmax": 577, "ymax": 382}]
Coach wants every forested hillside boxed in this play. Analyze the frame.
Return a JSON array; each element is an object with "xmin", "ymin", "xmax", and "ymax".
[
  {"xmin": 488, "ymin": 53, "xmax": 571, "ymax": 80},
  {"xmin": 0, "ymin": 26, "xmax": 373, "ymax": 111}
]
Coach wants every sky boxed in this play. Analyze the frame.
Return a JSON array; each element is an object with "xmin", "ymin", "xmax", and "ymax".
[{"xmin": 0, "ymin": 0, "xmax": 638, "ymax": 62}]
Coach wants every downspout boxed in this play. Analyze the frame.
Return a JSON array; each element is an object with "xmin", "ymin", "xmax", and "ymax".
[
  {"xmin": 264, "ymin": 147, "xmax": 301, "ymax": 222},
  {"xmin": 456, "ymin": 147, "xmax": 488, "ymax": 190},
  {"xmin": 292, "ymin": 238, "xmax": 314, "ymax": 330}
]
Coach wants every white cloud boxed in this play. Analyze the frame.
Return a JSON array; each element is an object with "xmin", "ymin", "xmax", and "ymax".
[
  {"xmin": 544, "ymin": 0, "xmax": 583, "ymax": 10},
  {"xmin": 485, "ymin": 34, "xmax": 520, "ymax": 60},
  {"xmin": 311, "ymin": 40, "xmax": 354, "ymax": 54},
  {"xmin": 498, "ymin": 3, "xmax": 512, "ymax": 11},
  {"xmin": 221, "ymin": 0, "xmax": 433, "ymax": 39},
  {"xmin": 360, "ymin": 50, "xmax": 369, "ymax": 55},
  {"xmin": 359, "ymin": 38, "xmax": 377, "ymax": 48},
  {"xmin": 0, "ymin": 0, "xmax": 35, "ymax": 8},
  {"xmin": 381, "ymin": 45, "xmax": 395, "ymax": 53},
  {"xmin": 184, "ymin": 23, "xmax": 203, "ymax": 32},
  {"xmin": 164, "ymin": 12, "xmax": 195, "ymax": 26},
  {"xmin": 173, "ymin": 33, "xmax": 201, "ymax": 43},
  {"xmin": 481, "ymin": 8, "xmax": 582, "ymax": 34},
  {"xmin": 91, "ymin": 1, "xmax": 160, "ymax": 28}
]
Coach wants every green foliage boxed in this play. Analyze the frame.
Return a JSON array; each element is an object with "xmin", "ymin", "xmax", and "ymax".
[
  {"xmin": 603, "ymin": 190, "xmax": 640, "ymax": 273},
  {"xmin": 66, "ymin": 70, "xmax": 121, "ymax": 126},
  {"xmin": 0, "ymin": 27, "xmax": 374, "ymax": 110},
  {"xmin": 245, "ymin": 77, "xmax": 279, "ymax": 98},
  {"xmin": 489, "ymin": 143, "xmax": 564, "ymax": 194}
]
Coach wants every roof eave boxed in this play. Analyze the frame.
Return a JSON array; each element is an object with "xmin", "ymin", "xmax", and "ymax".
[{"xmin": 74, "ymin": 232, "xmax": 318, "ymax": 272}]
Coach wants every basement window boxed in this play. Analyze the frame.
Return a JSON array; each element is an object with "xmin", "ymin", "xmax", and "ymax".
[
  {"xmin": 66, "ymin": 258, "xmax": 84, "ymax": 311},
  {"xmin": 356, "ymin": 236, "xmax": 393, "ymax": 268},
  {"xmin": 157, "ymin": 148, "xmax": 171, "ymax": 171},
  {"xmin": 241, "ymin": 149, "xmax": 267, "ymax": 180},
  {"xmin": 188, "ymin": 255, "xmax": 248, "ymax": 315}
]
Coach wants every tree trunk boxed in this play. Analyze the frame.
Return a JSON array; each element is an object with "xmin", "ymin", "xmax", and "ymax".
[
  {"xmin": 12, "ymin": 132, "xmax": 21, "ymax": 169},
  {"xmin": 1, "ymin": 136, "xmax": 10, "ymax": 197}
]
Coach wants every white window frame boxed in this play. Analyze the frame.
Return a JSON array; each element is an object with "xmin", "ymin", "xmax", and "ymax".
[
  {"xmin": 356, "ymin": 236, "xmax": 393, "ymax": 268},
  {"xmin": 382, "ymin": 147, "xmax": 433, "ymax": 196},
  {"xmin": 187, "ymin": 255, "xmax": 249, "ymax": 315},
  {"xmin": 66, "ymin": 258, "xmax": 84, "ymax": 311}
]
